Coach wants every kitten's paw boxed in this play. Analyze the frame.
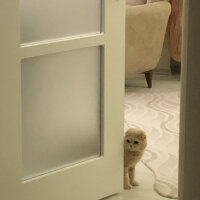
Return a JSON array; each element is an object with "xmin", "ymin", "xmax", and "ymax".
[
  {"xmin": 131, "ymin": 181, "xmax": 139, "ymax": 186},
  {"xmin": 124, "ymin": 184, "xmax": 132, "ymax": 190}
]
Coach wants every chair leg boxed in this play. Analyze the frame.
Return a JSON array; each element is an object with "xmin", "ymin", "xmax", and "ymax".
[
  {"xmin": 170, "ymin": 57, "xmax": 181, "ymax": 75},
  {"xmin": 144, "ymin": 70, "xmax": 153, "ymax": 88}
]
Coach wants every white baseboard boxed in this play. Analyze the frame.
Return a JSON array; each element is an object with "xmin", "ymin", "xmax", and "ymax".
[{"xmin": 153, "ymin": 68, "xmax": 171, "ymax": 75}]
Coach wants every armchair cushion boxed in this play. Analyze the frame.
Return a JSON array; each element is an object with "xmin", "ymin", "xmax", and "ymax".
[
  {"xmin": 126, "ymin": 0, "xmax": 147, "ymax": 5},
  {"xmin": 147, "ymin": 0, "xmax": 167, "ymax": 3}
]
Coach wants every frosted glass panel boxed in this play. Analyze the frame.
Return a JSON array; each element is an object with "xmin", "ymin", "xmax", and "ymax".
[
  {"xmin": 20, "ymin": 0, "xmax": 101, "ymax": 43},
  {"xmin": 22, "ymin": 47, "xmax": 101, "ymax": 180}
]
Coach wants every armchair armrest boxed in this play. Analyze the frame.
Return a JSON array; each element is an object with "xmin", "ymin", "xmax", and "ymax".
[{"xmin": 126, "ymin": 1, "xmax": 171, "ymax": 75}]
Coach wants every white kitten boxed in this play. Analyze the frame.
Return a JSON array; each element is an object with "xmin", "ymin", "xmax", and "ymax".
[{"xmin": 124, "ymin": 128, "xmax": 147, "ymax": 189}]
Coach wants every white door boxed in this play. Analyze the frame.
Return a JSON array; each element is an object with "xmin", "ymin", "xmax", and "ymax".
[{"xmin": 0, "ymin": 1, "xmax": 125, "ymax": 200}]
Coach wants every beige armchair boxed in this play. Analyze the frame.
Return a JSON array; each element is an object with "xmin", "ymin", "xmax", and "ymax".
[{"xmin": 125, "ymin": 1, "xmax": 171, "ymax": 87}]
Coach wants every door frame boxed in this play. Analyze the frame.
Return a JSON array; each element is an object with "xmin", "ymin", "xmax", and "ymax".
[
  {"xmin": 179, "ymin": 0, "xmax": 200, "ymax": 200},
  {"xmin": 0, "ymin": 1, "xmax": 22, "ymax": 199}
]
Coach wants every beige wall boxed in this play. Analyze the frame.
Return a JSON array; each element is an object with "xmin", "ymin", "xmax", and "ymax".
[
  {"xmin": 156, "ymin": 36, "xmax": 170, "ymax": 71},
  {"xmin": 179, "ymin": 0, "xmax": 200, "ymax": 200}
]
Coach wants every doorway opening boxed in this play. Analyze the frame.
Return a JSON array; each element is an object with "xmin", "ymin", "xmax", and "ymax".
[
  {"xmin": 125, "ymin": 0, "xmax": 182, "ymax": 199},
  {"xmin": 105, "ymin": 0, "xmax": 182, "ymax": 199}
]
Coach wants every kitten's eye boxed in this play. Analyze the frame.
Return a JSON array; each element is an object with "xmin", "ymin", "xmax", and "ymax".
[
  {"xmin": 126, "ymin": 139, "xmax": 130, "ymax": 143},
  {"xmin": 134, "ymin": 141, "xmax": 139, "ymax": 144}
]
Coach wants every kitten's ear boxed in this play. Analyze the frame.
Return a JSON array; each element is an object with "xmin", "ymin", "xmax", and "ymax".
[
  {"xmin": 125, "ymin": 128, "xmax": 135, "ymax": 136},
  {"xmin": 125, "ymin": 128, "xmax": 131, "ymax": 136},
  {"xmin": 141, "ymin": 133, "xmax": 146, "ymax": 140}
]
